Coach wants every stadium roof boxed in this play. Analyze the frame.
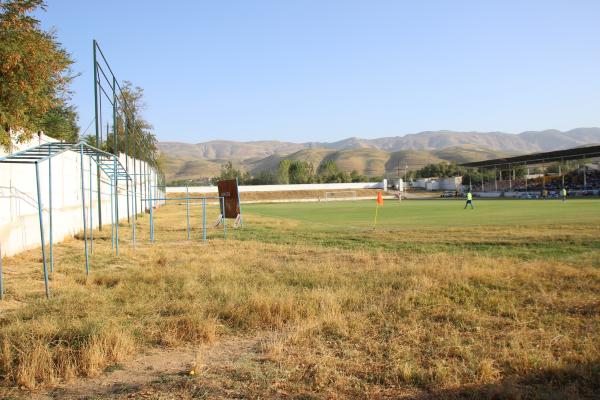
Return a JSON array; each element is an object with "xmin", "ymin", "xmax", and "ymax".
[{"xmin": 460, "ymin": 144, "xmax": 600, "ymax": 168}]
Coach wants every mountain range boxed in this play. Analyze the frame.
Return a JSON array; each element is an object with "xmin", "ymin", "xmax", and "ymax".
[{"xmin": 159, "ymin": 128, "xmax": 600, "ymax": 182}]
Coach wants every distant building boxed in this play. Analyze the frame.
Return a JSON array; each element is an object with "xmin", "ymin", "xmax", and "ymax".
[{"xmin": 412, "ymin": 176, "xmax": 462, "ymax": 191}]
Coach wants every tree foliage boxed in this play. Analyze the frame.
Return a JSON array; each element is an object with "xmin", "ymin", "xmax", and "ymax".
[
  {"xmin": 0, "ymin": 0, "xmax": 76, "ymax": 149},
  {"xmin": 85, "ymin": 81, "xmax": 159, "ymax": 167}
]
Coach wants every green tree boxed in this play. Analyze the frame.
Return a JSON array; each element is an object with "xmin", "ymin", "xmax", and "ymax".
[
  {"xmin": 37, "ymin": 103, "xmax": 78, "ymax": 141},
  {"xmin": 0, "ymin": 0, "xmax": 75, "ymax": 149},
  {"xmin": 288, "ymin": 160, "xmax": 314, "ymax": 184},
  {"xmin": 318, "ymin": 159, "xmax": 338, "ymax": 176},
  {"xmin": 213, "ymin": 161, "xmax": 249, "ymax": 183},
  {"xmin": 278, "ymin": 160, "xmax": 291, "ymax": 184},
  {"xmin": 111, "ymin": 82, "xmax": 157, "ymax": 166}
]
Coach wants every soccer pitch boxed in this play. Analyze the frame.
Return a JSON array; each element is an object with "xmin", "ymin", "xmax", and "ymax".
[{"xmin": 243, "ymin": 198, "xmax": 600, "ymax": 229}]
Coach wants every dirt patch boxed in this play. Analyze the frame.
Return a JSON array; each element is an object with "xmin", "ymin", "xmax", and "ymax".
[{"xmin": 21, "ymin": 334, "xmax": 269, "ymax": 400}]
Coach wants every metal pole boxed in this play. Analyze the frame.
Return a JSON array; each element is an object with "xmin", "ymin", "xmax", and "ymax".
[
  {"xmin": 525, "ymin": 167, "xmax": 529, "ymax": 192},
  {"xmin": 149, "ymin": 172, "xmax": 154, "ymax": 242},
  {"xmin": 143, "ymin": 162, "xmax": 147, "ymax": 212},
  {"xmin": 221, "ymin": 197, "xmax": 227, "ymax": 239},
  {"xmin": 110, "ymin": 166, "xmax": 115, "ymax": 249},
  {"xmin": 509, "ymin": 166, "xmax": 512, "ymax": 191},
  {"xmin": 89, "ymin": 152, "xmax": 93, "ymax": 253},
  {"xmin": 114, "ymin": 156, "xmax": 119, "ymax": 255},
  {"xmin": 125, "ymin": 118, "xmax": 130, "ymax": 224},
  {"xmin": 542, "ymin": 164, "xmax": 546, "ymax": 195},
  {"xmin": 80, "ymin": 145, "xmax": 90, "ymax": 275},
  {"xmin": 236, "ymin": 177, "xmax": 243, "ymax": 227},
  {"xmin": 132, "ymin": 174, "xmax": 136, "ymax": 247},
  {"xmin": 113, "ymin": 76, "xmax": 118, "ymax": 157},
  {"xmin": 480, "ymin": 168, "xmax": 484, "ymax": 192},
  {"xmin": 48, "ymin": 146, "xmax": 54, "ymax": 272},
  {"xmin": 202, "ymin": 198, "xmax": 206, "ymax": 242},
  {"xmin": 494, "ymin": 167, "xmax": 498, "ymax": 192},
  {"xmin": 133, "ymin": 144, "xmax": 138, "ymax": 218},
  {"xmin": 186, "ymin": 185, "xmax": 190, "ymax": 240},
  {"xmin": 583, "ymin": 165, "xmax": 587, "ymax": 189},
  {"xmin": 35, "ymin": 162, "xmax": 50, "ymax": 299},
  {"xmin": 93, "ymin": 40, "xmax": 103, "ymax": 230}
]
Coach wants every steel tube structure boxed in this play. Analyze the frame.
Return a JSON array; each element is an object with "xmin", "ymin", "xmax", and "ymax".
[
  {"xmin": 202, "ymin": 198, "xmax": 206, "ymax": 242},
  {"xmin": 113, "ymin": 156, "xmax": 119, "ymax": 256},
  {"xmin": 89, "ymin": 153, "xmax": 94, "ymax": 254},
  {"xmin": 110, "ymin": 167, "xmax": 115, "ymax": 249},
  {"xmin": 35, "ymin": 162, "xmax": 50, "ymax": 299},
  {"xmin": 149, "ymin": 175, "xmax": 154, "ymax": 242},
  {"xmin": 80, "ymin": 145, "xmax": 90, "ymax": 274},
  {"xmin": 48, "ymin": 146, "xmax": 54, "ymax": 272},
  {"xmin": 221, "ymin": 197, "xmax": 227, "ymax": 239},
  {"xmin": 1, "ymin": 140, "xmax": 138, "ymax": 299},
  {"xmin": 186, "ymin": 186, "xmax": 191, "ymax": 240},
  {"xmin": 93, "ymin": 39, "xmax": 103, "ymax": 230}
]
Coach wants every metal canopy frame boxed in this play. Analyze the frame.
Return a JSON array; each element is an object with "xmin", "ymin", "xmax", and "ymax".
[
  {"xmin": 93, "ymin": 40, "xmax": 166, "ymax": 230},
  {"xmin": 459, "ymin": 145, "xmax": 600, "ymax": 193},
  {"xmin": 0, "ymin": 141, "xmax": 134, "ymax": 299},
  {"xmin": 460, "ymin": 145, "xmax": 600, "ymax": 169}
]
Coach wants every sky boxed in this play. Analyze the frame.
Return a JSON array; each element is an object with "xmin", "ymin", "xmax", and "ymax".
[{"xmin": 37, "ymin": 0, "xmax": 600, "ymax": 144}]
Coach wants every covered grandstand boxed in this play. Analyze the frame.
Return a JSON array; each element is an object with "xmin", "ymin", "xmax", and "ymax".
[{"xmin": 459, "ymin": 145, "xmax": 600, "ymax": 198}]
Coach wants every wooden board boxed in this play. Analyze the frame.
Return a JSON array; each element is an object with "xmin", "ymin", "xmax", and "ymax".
[{"xmin": 217, "ymin": 179, "xmax": 241, "ymax": 218}]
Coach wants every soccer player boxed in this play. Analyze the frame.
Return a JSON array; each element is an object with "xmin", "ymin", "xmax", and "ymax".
[
  {"xmin": 562, "ymin": 187, "xmax": 567, "ymax": 203},
  {"xmin": 464, "ymin": 190, "xmax": 474, "ymax": 209}
]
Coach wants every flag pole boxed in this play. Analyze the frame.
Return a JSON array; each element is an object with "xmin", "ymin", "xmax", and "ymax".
[{"xmin": 373, "ymin": 191, "xmax": 384, "ymax": 228}]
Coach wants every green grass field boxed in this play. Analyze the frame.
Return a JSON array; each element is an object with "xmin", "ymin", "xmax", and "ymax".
[
  {"xmin": 244, "ymin": 198, "xmax": 600, "ymax": 229},
  {"xmin": 236, "ymin": 199, "xmax": 600, "ymax": 268}
]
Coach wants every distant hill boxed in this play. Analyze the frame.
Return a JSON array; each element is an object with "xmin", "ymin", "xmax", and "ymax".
[
  {"xmin": 159, "ymin": 140, "xmax": 306, "ymax": 160},
  {"xmin": 159, "ymin": 128, "xmax": 600, "ymax": 182}
]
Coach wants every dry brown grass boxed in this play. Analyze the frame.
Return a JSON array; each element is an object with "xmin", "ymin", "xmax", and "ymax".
[{"xmin": 0, "ymin": 204, "xmax": 598, "ymax": 398}]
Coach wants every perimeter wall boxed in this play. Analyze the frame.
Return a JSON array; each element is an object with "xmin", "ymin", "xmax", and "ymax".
[{"xmin": 0, "ymin": 134, "xmax": 163, "ymax": 257}]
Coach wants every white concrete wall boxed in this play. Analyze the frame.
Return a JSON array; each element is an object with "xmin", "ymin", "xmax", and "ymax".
[
  {"xmin": 425, "ymin": 181, "xmax": 440, "ymax": 191},
  {"xmin": 440, "ymin": 177, "xmax": 463, "ymax": 190},
  {"xmin": 166, "ymin": 181, "xmax": 387, "ymax": 194},
  {"xmin": 0, "ymin": 134, "xmax": 163, "ymax": 257}
]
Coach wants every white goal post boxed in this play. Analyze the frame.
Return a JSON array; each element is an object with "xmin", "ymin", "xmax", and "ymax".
[{"xmin": 324, "ymin": 191, "xmax": 358, "ymax": 201}]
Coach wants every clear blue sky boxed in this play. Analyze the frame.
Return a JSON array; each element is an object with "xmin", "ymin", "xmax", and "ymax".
[{"xmin": 38, "ymin": 0, "xmax": 600, "ymax": 143}]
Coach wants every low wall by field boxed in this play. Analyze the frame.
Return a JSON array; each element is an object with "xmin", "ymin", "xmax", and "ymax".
[
  {"xmin": 167, "ymin": 181, "xmax": 387, "ymax": 194},
  {"xmin": 0, "ymin": 134, "xmax": 163, "ymax": 257}
]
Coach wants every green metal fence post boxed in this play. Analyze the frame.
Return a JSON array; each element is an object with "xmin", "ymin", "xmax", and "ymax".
[
  {"xmin": 48, "ymin": 146, "xmax": 54, "ymax": 272},
  {"xmin": 110, "ymin": 166, "xmax": 115, "ymax": 249},
  {"xmin": 80, "ymin": 145, "xmax": 90, "ymax": 275},
  {"xmin": 125, "ymin": 118, "xmax": 130, "ymax": 224},
  {"xmin": 236, "ymin": 177, "xmax": 243, "ymax": 227},
  {"xmin": 221, "ymin": 197, "xmax": 227, "ymax": 239},
  {"xmin": 114, "ymin": 156, "xmax": 119, "ymax": 256},
  {"xmin": 202, "ymin": 198, "xmax": 206, "ymax": 242},
  {"xmin": 35, "ymin": 162, "xmax": 50, "ymax": 299},
  {"xmin": 149, "ymin": 172, "xmax": 154, "ymax": 242},
  {"xmin": 93, "ymin": 40, "xmax": 103, "ymax": 230},
  {"xmin": 186, "ymin": 185, "xmax": 190, "ymax": 240},
  {"xmin": 89, "ymin": 152, "xmax": 94, "ymax": 253}
]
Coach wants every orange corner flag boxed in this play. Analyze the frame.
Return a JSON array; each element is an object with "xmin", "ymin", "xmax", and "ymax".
[{"xmin": 376, "ymin": 191, "xmax": 384, "ymax": 206}]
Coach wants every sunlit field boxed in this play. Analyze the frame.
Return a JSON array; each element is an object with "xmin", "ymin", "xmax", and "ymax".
[
  {"xmin": 244, "ymin": 198, "xmax": 600, "ymax": 228},
  {"xmin": 0, "ymin": 199, "xmax": 599, "ymax": 399}
]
